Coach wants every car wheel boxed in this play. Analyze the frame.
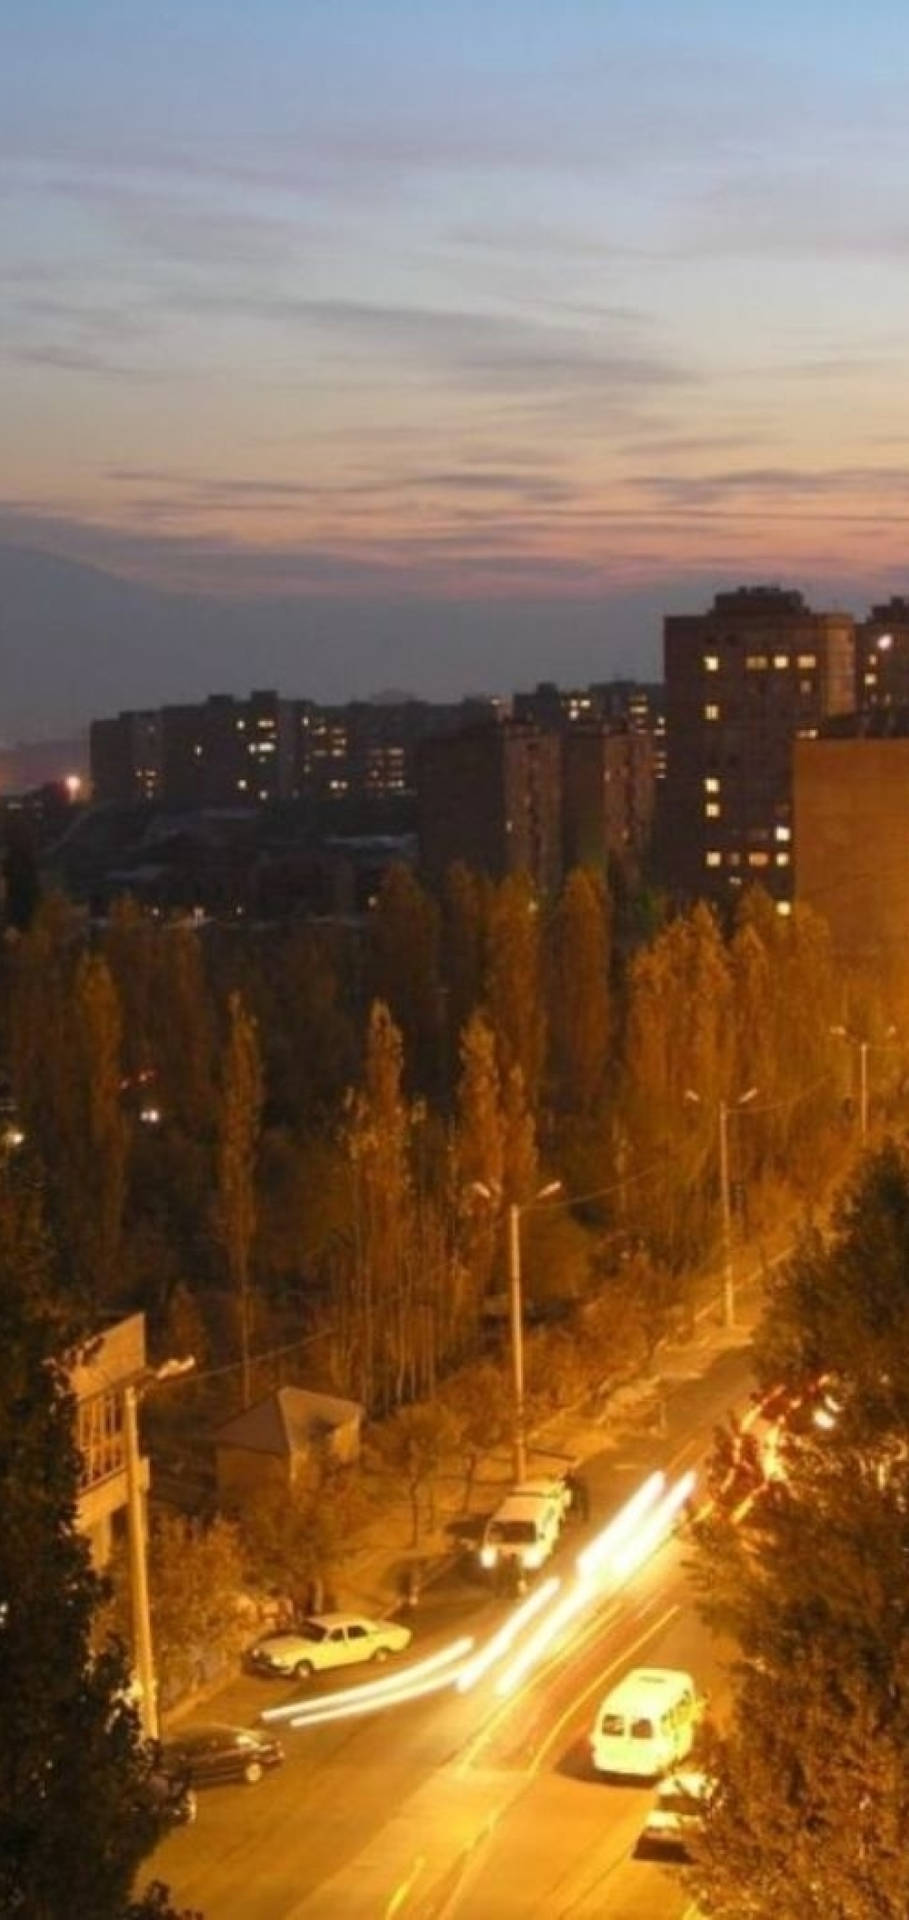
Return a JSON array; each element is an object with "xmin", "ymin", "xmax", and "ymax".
[
  {"xmin": 244, "ymin": 1760, "xmax": 264, "ymax": 1785},
  {"xmin": 295, "ymin": 1659, "xmax": 314, "ymax": 1680},
  {"xmin": 372, "ymin": 1646, "xmax": 390, "ymax": 1664}
]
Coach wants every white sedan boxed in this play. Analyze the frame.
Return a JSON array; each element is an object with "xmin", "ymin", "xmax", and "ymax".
[{"xmin": 246, "ymin": 1612, "xmax": 412, "ymax": 1680}]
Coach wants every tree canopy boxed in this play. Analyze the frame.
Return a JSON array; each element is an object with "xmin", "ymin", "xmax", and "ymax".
[{"xmin": 692, "ymin": 1141, "xmax": 909, "ymax": 1919}]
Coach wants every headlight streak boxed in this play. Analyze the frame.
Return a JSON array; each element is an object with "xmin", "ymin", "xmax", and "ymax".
[
  {"xmin": 494, "ymin": 1470, "xmax": 690, "ymax": 1700},
  {"xmin": 575, "ymin": 1469, "xmax": 666, "ymax": 1580},
  {"xmin": 608, "ymin": 1468, "xmax": 697, "ymax": 1580},
  {"xmin": 260, "ymin": 1636, "xmax": 475, "ymax": 1725},
  {"xmin": 287, "ymin": 1663, "xmax": 469, "ymax": 1729},
  {"xmin": 261, "ymin": 1469, "xmax": 699, "ymax": 1733},
  {"xmin": 456, "ymin": 1578, "xmax": 560, "ymax": 1693}
]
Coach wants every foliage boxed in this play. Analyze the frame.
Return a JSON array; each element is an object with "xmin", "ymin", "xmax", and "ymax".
[
  {"xmin": 233, "ymin": 1468, "xmax": 365, "ymax": 1609},
  {"xmin": 142, "ymin": 1511, "xmax": 248, "ymax": 1711},
  {"xmin": 442, "ymin": 1362, "xmax": 510, "ymax": 1509},
  {"xmin": 546, "ymin": 867, "xmax": 611, "ymax": 1115},
  {"xmin": 373, "ymin": 1401, "xmax": 459, "ymax": 1546},
  {"xmin": 214, "ymin": 991, "xmax": 264, "ymax": 1407},
  {"xmin": 690, "ymin": 1141, "xmax": 909, "ymax": 1919},
  {"xmin": 0, "ymin": 1161, "xmax": 182, "ymax": 1918}
]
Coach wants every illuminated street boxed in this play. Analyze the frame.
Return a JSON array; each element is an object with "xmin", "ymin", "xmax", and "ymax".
[{"xmin": 151, "ymin": 1332, "xmax": 752, "ymax": 1918}]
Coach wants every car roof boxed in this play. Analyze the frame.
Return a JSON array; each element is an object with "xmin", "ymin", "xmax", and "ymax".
[
  {"xmin": 166, "ymin": 1723, "xmax": 257, "ymax": 1747},
  {"xmin": 602, "ymin": 1666, "xmax": 695, "ymax": 1707},
  {"xmin": 304, "ymin": 1611, "xmax": 376, "ymax": 1630}
]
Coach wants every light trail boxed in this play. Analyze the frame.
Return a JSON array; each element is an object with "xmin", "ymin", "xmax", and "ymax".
[
  {"xmin": 260, "ymin": 1636, "xmax": 475, "ymax": 1726},
  {"xmin": 575, "ymin": 1469, "xmax": 666, "ymax": 1580},
  {"xmin": 456, "ymin": 1577, "xmax": 560, "ymax": 1692},
  {"xmin": 609, "ymin": 1468, "xmax": 696, "ymax": 1579},
  {"xmin": 496, "ymin": 1469, "xmax": 696, "ymax": 1697},
  {"xmin": 287, "ymin": 1660, "xmax": 469, "ymax": 1729}
]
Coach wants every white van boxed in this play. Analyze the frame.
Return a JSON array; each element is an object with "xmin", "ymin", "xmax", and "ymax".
[
  {"xmin": 591, "ymin": 1667, "xmax": 699, "ymax": 1779},
  {"xmin": 479, "ymin": 1482, "xmax": 564, "ymax": 1574}
]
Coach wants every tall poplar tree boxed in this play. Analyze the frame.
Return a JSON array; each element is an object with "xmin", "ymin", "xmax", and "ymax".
[
  {"xmin": 215, "ymin": 991, "xmax": 264, "ymax": 1408},
  {"xmin": 547, "ymin": 867, "xmax": 611, "ymax": 1115}
]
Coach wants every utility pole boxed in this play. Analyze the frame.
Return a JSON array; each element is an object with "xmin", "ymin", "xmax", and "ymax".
[
  {"xmin": 860, "ymin": 1040, "xmax": 869, "ymax": 1145},
  {"xmin": 123, "ymin": 1382, "xmax": 157, "ymax": 1741},
  {"xmin": 123, "ymin": 1356, "xmax": 195, "ymax": 1742},
  {"xmin": 718, "ymin": 1101, "xmax": 733, "ymax": 1330},
  {"xmin": 507, "ymin": 1201, "xmax": 527, "ymax": 1485}
]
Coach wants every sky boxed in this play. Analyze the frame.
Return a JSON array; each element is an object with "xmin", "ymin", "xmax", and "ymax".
[{"xmin": 4, "ymin": 0, "xmax": 909, "ymax": 732}]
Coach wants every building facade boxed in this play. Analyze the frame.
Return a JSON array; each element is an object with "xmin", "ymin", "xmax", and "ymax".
[
  {"xmin": 661, "ymin": 586, "xmax": 856, "ymax": 909},
  {"xmin": 794, "ymin": 716, "xmax": 909, "ymax": 1005},
  {"xmin": 417, "ymin": 721, "xmax": 563, "ymax": 895},
  {"xmin": 561, "ymin": 724, "xmax": 655, "ymax": 874},
  {"xmin": 71, "ymin": 1312, "xmax": 148, "ymax": 1570},
  {"xmin": 856, "ymin": 598, "xmax": 909, "ymax": 713}
]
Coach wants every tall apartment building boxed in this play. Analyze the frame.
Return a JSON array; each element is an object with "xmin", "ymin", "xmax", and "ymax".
[
  {"xmin": 90, "ymin": 710, "xmax": 162, "ymax": 804},
  {"xmin": 160, "ymin": 690, "xmax": 294, "ymax": 808},
  {"xmin": 417, "ymin": 722, "xmax": 562, "ymax": 895},
  {"xmin": 794, "ymin": 713, "xmax": 909, "ymax": 1002},
  {"xmin": 661, "ymin": 587, "xmax": 856, "ymax": 909},
  {"xmin": 856, "ymin": 598, "xmax": 909, "ymax": 712},
  {"xmin": 561, "ymin": 725, "xmax": 655, "ymax": 874},
  {"xmin": 294, "ymin": 697, "xmax": 499, "ymax": 805}
]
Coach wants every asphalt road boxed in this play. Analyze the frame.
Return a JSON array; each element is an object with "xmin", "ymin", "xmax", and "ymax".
[{"xmin": 150, "ymin": 1331, "xmax": 755, "ymax": 1920}]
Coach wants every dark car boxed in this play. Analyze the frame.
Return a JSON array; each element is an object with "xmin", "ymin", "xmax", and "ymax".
[
  {"xmin": 149, "ymin": 1757, "xmax": 197, "ymax": 1826},
  {"xmin": 161, "ymin": 1723, "xmax": 284, "ymax": 1789}
]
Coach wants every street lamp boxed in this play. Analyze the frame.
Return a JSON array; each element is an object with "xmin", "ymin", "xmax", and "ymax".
[
  {"xmin": 124, "ymin": 1356, "xmax": 195, "ymax": 1740},
  {"xmin": 685, "ymin": 1087, "xmax": 758, "ymax": 1329},
  {"xmin": 831, "ymin": 1025, "xmax": 897, "ymax": 1144},
  {"xmin": 472, "ymin": 1179, "xmax": 562, "ymax": 1484}
]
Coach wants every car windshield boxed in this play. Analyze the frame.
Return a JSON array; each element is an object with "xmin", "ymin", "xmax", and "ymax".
[
  {"xmin": 300, "ymin": 1621, "xmax": 329, "ymax": 1642},
  {"xmin": 631, "ymin": 1718, "xmax": 655, "ymax": 1739},
  {"xmin": 490, "ymin": 1520, "xmax": 536, "ymax": 1544}
]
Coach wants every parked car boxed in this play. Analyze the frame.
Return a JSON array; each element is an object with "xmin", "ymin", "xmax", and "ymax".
[
  {"xmin": 161, "ymin": 1723, "xmax": 284, "ymax": 1788},
  {"xmin": 149, "ymin": 1756, "xmax": 197, "ymax": 1826},
  {"xmin": 246, "ymin": 1612, "xmax": 413, "ymax": 1680},
  {"xmin": 636, "ymin": 1769, "xmax": 714, "ymax": 1859}
]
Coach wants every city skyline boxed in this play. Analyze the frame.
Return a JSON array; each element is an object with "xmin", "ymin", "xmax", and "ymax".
[{"xmin": 5, "ymin": 0, "xmax": 909, "ymax": 734}]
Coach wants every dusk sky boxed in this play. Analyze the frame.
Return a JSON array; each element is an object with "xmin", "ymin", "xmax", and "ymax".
[{"xmin": 4, "ymin": 0, "xmax": 909, "ymax": 735}]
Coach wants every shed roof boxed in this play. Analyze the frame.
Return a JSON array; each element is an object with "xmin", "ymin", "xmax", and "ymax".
[{"xmin": 215, "ymin": 1386, "xmax": 364, "ymax": 1458}]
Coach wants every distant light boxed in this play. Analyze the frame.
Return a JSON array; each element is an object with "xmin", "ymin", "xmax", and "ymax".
[
  {"xmin": 64, "ymin": 774, "xmax": 82, "ymax": 799},
  {"xmin": 877, "ymin": 632, "xmax": 894, "ymax": 651}
]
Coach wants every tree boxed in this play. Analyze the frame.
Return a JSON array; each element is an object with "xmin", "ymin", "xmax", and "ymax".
[
  {"xmin": 375, "ymin": 1401, "xmax": 459, "ymax": 1546},
  {"xmin": 214, "ymin": 991, "xmax": 264, "ymax": 1408},
  {"xmin": 484, "ymin": 873, "xmax": 547, "ymax": 1110},
  {"xmin": 0, "ymin": 1161, "xmax": 182, "ymax": 1917},
  {"xmin": 440, "ymin": 863, "xmax": 488, "ymax": 1088},
  {"xmin": 233, "ymin": 1468, "xmax": 365, "ymax": 1614},
  {"xmin": 547, "ymin": 867, "xmax": 611, "ymax": 1115},
  {"xmin": 690, "ymin": 1142, "xmax": 909, "ymax": 1919},
  {"xmin": 443, "ymin": 1362, "xmax": 510, "ymax": 1510},
  {"xmin": 367, "ymin": 864, "xmax": 443, "ymax": 1094},
  {"xmin": 134, "ymin": 1512, "xmax": 248, "ymax": 1713}
]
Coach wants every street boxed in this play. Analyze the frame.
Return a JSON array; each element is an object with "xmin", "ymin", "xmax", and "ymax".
[{"xmin": 150, "ymin": 1335, "xmax": 752, "ymax": 1919}]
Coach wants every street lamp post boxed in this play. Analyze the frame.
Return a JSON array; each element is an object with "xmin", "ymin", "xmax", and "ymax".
[
  {"xmin": 686, "ymin": 1087, "xmax": 758, "ymax": 1329},
  {"xmin": 831, "ymin": 1025, "xmax": 897, "ymax": 1144},
  {"xmin": 123, "ymin": 1357, "xmax": 195, "ymax": 1741},
  {"xmin": 473, "ymin": 1179, "xmax": 561, "ymax": 1485}
]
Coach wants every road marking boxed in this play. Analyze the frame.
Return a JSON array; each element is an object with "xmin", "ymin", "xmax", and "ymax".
[
  {"xmin": 385, "ymin": 1853, "xmax": 425, "ymax": 1917},
  {"xmin": 528, "ymin": 1601, "xmax": 682, "ymax": 1778}
]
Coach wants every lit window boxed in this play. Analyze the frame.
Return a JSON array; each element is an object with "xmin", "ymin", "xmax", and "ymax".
[
  {"xmin": 237, "ymin": 778, "xmax": 248, "ymax": 791},
  {"xmin": 864, "ymin": 671, "xmax": 878, "ymax": 686},
  {"xmin": 706, "ymin": 851, "xmax": 722, "ymax": 868},
  {"xmin": 703, "ymin": 654, "xmax": 720, "ymax": 672},
  {"xmin": 776, "ymin": 900, "xmax": 792, "ymax": 917},
  {"xmin": 746, "ymin": 655, "xmax": 769, "ymax": 670},
  {"xmin": 704, "ymin": 776, "xmax": 720, "ymax": 793},
  {"xmin": 776, "ymin": 852, "xmax": 790, "ymax": 867},
  {"xmin": 796, "ymin": 727, "xmax": 818, "ymax": 739},
  {"xmin": 773, "ymin": 654, "xmax": 790, "ymax": 669},
  {"xmin": 797, "ymin": 654, "xmax": 817, "ymax": 668},
  {"xmin": 748, "ymin": 852, "xmax": 770, "ymax": 868},
  {"xmin": 235, "ymin": 718, "xmax": 246, "ymax": 731},
  {"xmin": 728, "ymin": 852, "xmax": 741, "ymax": 867},
  {"xmin": 704, "ymin": 704, "xmax": 720, "ymax": 721},
  {"xmin": 775, "ymin": 825, "xmax": 791, "ymax": 842},
  {"xmin": 193, "ymin": 744, "xmax": 203, "ymax": 758},
  {"xmin": 878, "ymin": 633, "xmax": 894, "ymax": 651},
  {"xmin": 705, "ymin": 802, "xmax": 721, "ymax": 818},
  {"xmin": 800, "ymin": 680, "xmax": 814, "ymax": 695}
]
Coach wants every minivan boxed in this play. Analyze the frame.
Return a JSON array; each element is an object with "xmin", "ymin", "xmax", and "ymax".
[
  {"xmin": 479, "ymin": 1483, "xmax": 564, "ymax": 1574},
  {"xmin": 591, "ymin": 1667, "xmax": 699, "ymax": 1779}
]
